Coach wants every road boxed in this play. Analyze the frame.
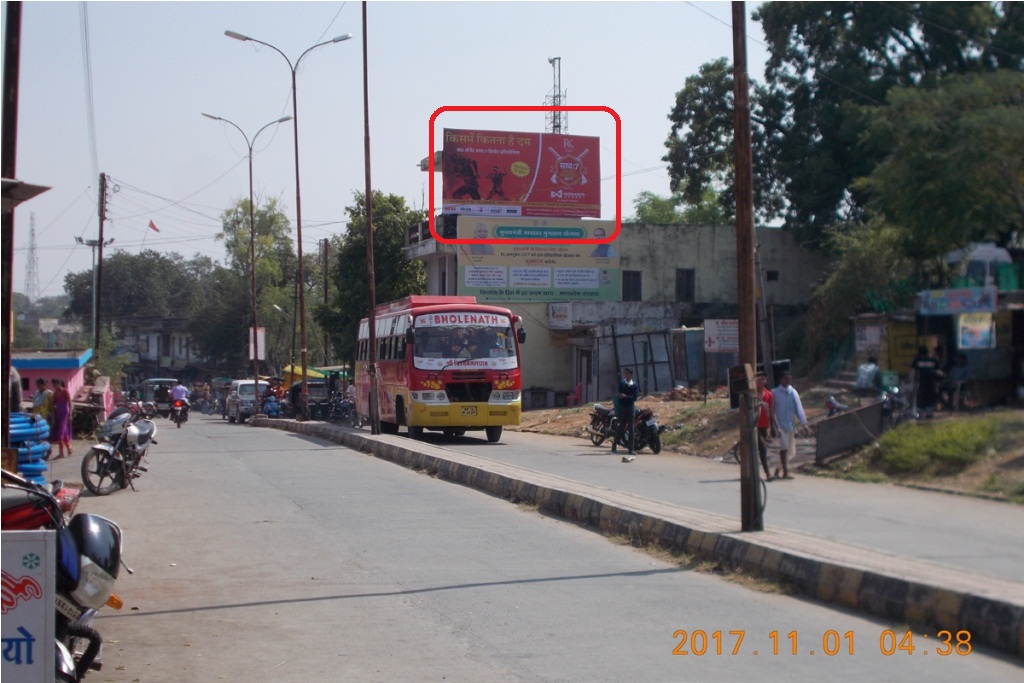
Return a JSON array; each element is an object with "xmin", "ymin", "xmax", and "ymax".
[{"xmin": 70, "ymin": 415, "xmax": 1021, "ymax": 681}]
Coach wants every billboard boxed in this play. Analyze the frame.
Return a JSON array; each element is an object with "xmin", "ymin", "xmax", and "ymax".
[
  {"xmin": 457, "ymin": 216, "xmax": 619, "ymax": 302},
  {"xmin": 442, "ymin": 128, "xmax": 600, "ymax": 219}
]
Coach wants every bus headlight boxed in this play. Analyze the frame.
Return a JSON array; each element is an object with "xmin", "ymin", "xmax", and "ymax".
[
  {"xmin": 490, "ymin": 390, "xmax": 520, "ymax": 402},
  {"xmin": 412, "ymin": 391, "xmax": 448, "ymax": 403}
]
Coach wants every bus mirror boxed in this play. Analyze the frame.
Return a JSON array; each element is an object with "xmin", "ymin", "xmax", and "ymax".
[
  {"xmin": 406, "ymin": 329, "xmax": 415, "ymax": 346},
  {"xmin": 517, "ymin": 327, "xmax": 526, "ymax": 344}
]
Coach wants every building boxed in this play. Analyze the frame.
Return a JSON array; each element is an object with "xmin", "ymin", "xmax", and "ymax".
[{"xmin": 405, "ymin": 219, "xmax": 827, "ymax": 404}]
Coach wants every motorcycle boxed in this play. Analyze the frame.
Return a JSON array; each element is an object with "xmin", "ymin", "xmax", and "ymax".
[
  {"xmin": 327, "ymin": 394, "xmax": 356, "ymax": 425},
  {"xmin": 618, "ymin": 406, "xmax": 665, "ymax": 454},
  {"xmin": 825, "ymin": 395, "xmax": 850, "ymax": 417},
  {"xmin": 2, "ymin": 470, "xmax": 128, "ymax": 682},
  {"xmin": 585, "ymin": 403, "xmax": 618, "ymax": 446},
  {"xmin": 170, "ymin": 398, "xmax": 189, "ymax": 427},
  {"xmin": 80, "ymin": 406, "xmax": 158, "ymax": 496}
]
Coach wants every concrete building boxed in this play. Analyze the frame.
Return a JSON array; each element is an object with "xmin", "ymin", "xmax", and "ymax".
[{"xmin": 406, "ymin": 220, "xmax": 828, "ymax": 405}]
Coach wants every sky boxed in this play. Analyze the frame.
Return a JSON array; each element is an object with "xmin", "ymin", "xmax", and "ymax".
[{"xmin": 5, "ymin": 1, "xmax": 770, "ymax": 300}]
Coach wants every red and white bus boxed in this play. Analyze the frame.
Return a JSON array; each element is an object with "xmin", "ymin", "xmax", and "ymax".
[{"xmin": 354, "ymin": 295, "xmax": 526, "ymax": 442}]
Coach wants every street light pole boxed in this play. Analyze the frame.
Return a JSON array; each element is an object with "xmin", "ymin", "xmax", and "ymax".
[
  {"xmin": 226, "ymin": 30, "xmax": 352, "ymax": 418},
  {"xmin": 202, "ymin": 113, "xmax": 292, "ymax": 399}
]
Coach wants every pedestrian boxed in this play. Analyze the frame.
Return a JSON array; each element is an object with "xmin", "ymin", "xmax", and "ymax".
[
  {"xmin": 612, "ymin": 368, "xmax": 639, "ymax": 462},
  {"xmin": 754, "ymin": 372, "xmax": 775, "ymax": 480},
  {"xmin": 50, "ymin": 378, "xmax": 74, "ymax": 458},
  {"xmin": 854, "ymin": 355, "xmax": 884, "ymax": 397},
  {"xmin": 31, "ymin": 378, "xmax": 53, "ymax": 428},
  {"xmin": 770, "ymin": 371, "xmax": 807, "ymax": 480},
  {"xmin": 911, "ymin": 345, "xmax": 943, "ymax": 417}
]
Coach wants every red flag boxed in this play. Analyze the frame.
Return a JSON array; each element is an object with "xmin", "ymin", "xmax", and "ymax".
[{"xmin": 148, "ymin": 220, "xmax": 160, "ymax": 233}]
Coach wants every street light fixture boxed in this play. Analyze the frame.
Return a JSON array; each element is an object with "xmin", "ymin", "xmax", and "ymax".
[
  {"xmin": 226, "ymin": 29, "xmax": 352, "ymax": 418},
  {"xmin": 202, "ymin": 113, "xmax": 292, "ymax": 398}
]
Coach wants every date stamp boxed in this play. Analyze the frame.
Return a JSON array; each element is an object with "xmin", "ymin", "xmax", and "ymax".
[{"xmin": 671, "ymin": 629, "xmax": 973, "ymax": 656}]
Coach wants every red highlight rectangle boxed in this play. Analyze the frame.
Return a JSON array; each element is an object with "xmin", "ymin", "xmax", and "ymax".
[{"xmin": 429, "ymin": 106, "xmax": 621, "ymax": 245}]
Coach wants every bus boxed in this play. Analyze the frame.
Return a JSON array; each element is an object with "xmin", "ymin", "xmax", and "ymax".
[{"xmin": 354, "ymin": 295, "xmax": 526, "ymax": 442}]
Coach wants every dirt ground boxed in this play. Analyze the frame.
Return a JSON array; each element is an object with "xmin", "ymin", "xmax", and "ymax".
[{"xmin": 510, "ymin": 382, "xmax": 1024, "ymax": 500}]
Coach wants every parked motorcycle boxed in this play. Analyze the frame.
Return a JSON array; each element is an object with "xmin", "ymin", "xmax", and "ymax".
[
  {"xmin": 80, "ymin": 406, "xmax": 158, "ymax": 496},
  {"xmin": 586, "ymin": 403, "xmax": 618, "ymax": 446},
  {"xmin": 825, "ymin": 395, "xmax": 850, "ymax": 417},
  {"xmin": 619, "ymin": 406, "xmax": 665, "ymax": 454},
  {"xmin": 262, "ymin": 394, "xmax": 280, "ymax": 418},
  {"xmin": 2, "ymin": 470, "xmax": 128, "ymax": 681},
  {"xmin": 327, "ymin": 394, "xmax": 356, "ymax": 425},
  {"xmin": 170, "ymin": 398, "xmax": 189, "ymax": 427}
]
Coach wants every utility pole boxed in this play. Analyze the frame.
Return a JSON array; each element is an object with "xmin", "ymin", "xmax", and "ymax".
[
  {"xmin": 321, "ymin": 237, "xmax": 330, "ymax": 365},
  {"xmin": 732, "ymin": 1, "xmax": 763, "ymax": 531},
  {"xmin": 95, "ymin": 172, "xmax": 108, "ymax": 354}
]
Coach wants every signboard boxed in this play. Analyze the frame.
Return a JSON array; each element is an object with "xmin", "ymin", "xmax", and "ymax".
[
  {"xmin": 457, "ymin": 217, "xmax": 619, "ymax": 302},
  {"xmin": 2, "ymin": 531, "xmax": 56, "ymax": 682},
  {"xmin": 917, "ymin": 286, "xmax": 997, "ymax": 315},
  {"xmin": 248, "ymin": 326, "xmax": 265, "ymax": 361},
  {"xmin": 441, "ymin": 128, "xmax": 600, "ymax": 219},
  {"xmin": 704, "ymin": 319, "xmax": 739, "ymax": 353},
  {"xmin": 958, "ymin": 313, "xmax": 995, "ymax": 350}
]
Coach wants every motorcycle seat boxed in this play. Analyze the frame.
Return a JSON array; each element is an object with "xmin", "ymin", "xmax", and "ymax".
[
  {"xmin": 136, "ymin": 420, "xmax": 156, "ymax": 444},
  {"xmin": 593, "ymin": 404, "xmax": 613, "ymax": 417}
]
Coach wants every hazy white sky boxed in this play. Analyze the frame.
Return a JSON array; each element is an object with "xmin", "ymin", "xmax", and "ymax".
[{"xmin": 6, "ymin": 1, "xmax": 769, "ymax": 299}]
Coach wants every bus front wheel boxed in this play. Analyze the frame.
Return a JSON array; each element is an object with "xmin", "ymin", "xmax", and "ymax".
[
  {"xmin": 409, "ymin": 426, "xmax": 424, "ymax": 440},
  {"xmin": 485, "ymin": 426, "xmax": 502, "ymax": 443}
]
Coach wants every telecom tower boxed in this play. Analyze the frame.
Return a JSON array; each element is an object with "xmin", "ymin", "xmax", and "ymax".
[
  {"xmin": 545, "ymin": 57, "xmax": 567, "ymax": 134},
  {"xmin": 25, "ymin": 212, "xmax": 40, "ymax": 303}
]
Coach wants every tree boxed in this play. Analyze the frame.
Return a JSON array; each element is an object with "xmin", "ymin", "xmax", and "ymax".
[
  {"xmin": 665, "ymin": 4, "xmax": 1023, "ymax": 245},
  {"xmin": 754, "ymin": 1, "xmax": 1023, "ymax": 243},
  {"xmin": 317, "ymin": 191, "xmax": 426, "ymax": 365},
  {"xmin": 628, "ymin": 189, "xmax": 728, "ymax": 226},
  {"xmin": 663, "ymin": 58, "xmax": 786, "ymax": 226},
  {"xmin": 856, "ymin": 70, "xmax": 1024, "ymax": 261}
]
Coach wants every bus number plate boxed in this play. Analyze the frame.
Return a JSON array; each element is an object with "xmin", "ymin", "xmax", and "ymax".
[{"xmin": 461, "ymin": 406, "xmax": 477, "ymax": 416}]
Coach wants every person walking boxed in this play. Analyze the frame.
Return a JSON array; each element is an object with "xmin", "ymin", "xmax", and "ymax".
[
  {"xmin": 50, "ymin": 378, "xmax": 74, "ymax": 458},
  {"xmin": 754, "ymin": 372, "xmax": 775, "ymax": 480},
  {"xmin": 31, "ymin": 378, "xmax": 53, "ymax": 427},
  {"xmin": 770, "ymin": 371, "xmax": 807, "ymax": 480},
  {"xmin": 612, "ymin": 368, "xmax": 639, "ymax": 462}
]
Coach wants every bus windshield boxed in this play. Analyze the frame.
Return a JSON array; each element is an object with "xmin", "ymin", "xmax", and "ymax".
[{"xmin": 413, "ymin": 317, "xmax": 517, "ymax": 371}]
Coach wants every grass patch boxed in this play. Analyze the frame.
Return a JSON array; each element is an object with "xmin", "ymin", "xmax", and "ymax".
[
  {"xmin": 871, "ymin": 417, "xmax": 1000, "ymax": 476},
  {"xmin": 661, "ymin": 399, "xmax": 732, "ymax": 448}
]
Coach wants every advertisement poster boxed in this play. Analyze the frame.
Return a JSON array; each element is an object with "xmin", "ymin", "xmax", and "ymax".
[
  {"xmin": 457, "ymin": 217, "xmax": 619, "ymax": 302},
  {"xmin": 442, "ymin": 128, "xmax": 600, "ymax": 219},
  {"xmin": 917, "ymin": 286, "xmax": 997, "ymax": 315},
  {"xmin": 2, "ymin": 531, "xmax": 56, "ymax": 682},
  {"xmin": 958, "ymin": 313, "xmax": 995, "ymax": 350}
]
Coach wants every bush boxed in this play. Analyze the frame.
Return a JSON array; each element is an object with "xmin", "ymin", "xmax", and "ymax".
[{"xmin": 872, "ymin": 418, "xmax": 997, "ymax": 476}]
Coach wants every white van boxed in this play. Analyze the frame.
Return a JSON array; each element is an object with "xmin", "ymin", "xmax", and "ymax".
[{"xmin": 226, "ymin": 379, "xmax": 269, "ymax": 423}]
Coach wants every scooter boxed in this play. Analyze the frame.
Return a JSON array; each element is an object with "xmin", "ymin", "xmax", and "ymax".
[
  {"xmin": 262, "ymin": 394, "xmax": 280, "ymax": 418},
  {"xmin": 2, "ymin": 470, "xmax": 129, "ymax": 681}
]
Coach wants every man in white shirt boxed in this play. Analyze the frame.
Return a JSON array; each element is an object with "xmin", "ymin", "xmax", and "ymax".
[{"xmin": 770, "ymin": 371, "xmax": 807, "ymax": 480}]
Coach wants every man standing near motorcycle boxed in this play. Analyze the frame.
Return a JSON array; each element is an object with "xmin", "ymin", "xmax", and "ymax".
[{"xmin": 612, "ymin": 368, "xmax": 639, "ymax": 462}]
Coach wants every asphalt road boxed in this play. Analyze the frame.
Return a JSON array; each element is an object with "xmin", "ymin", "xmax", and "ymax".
[{"xmin": 64, "ymin": 415, "xmax": 1021, "ymax": 681}]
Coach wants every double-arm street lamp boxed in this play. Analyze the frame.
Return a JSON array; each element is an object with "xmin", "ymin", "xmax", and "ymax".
[
  {"xmin": 225, "ymin": 29, "xmax": 352, "ymax": 416},
  {"xmin": 202, "ymin": 112, "xmax": 292, "ymax": 395}
]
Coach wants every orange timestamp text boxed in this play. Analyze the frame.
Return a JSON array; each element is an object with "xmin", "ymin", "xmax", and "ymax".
[{"xmin": 671, "ymin": 629, "xmax": 973, "ymax": 657}]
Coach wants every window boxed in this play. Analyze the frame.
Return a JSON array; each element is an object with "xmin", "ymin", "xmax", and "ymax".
[
  {"xmin": 623, "ymin": 271, "xmax": 643, "ymax": 302},
  {"xmin": 676, "ymin": 268, "xmax": 695, "ymax": 303},
  {"xmin": 766, "ymin": 270, "xmax": 779, "ymax": 282}
]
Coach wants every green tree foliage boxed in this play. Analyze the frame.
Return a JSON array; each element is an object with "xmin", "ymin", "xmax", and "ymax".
[
  {"xmin": 802, "ymin": 219, "xmax": 917, "ymax": 368},
  {"xmin": 188, "ymin": 265, "xmax": 250, "ymax": 374},
  {"xmin": 63, "ymin": 249, "xmax": 207, "ymax": 321},
  {"xmin": 317, "ymin": 191, "xmax": 426, "ymax": 365},
  {"xmin": 856, "ymin": 70, "xmax": 1024, "ymax": 261},
  {"xmin": 754, "ymin": 1, "xmax": 1023, "ymax": 243},
  {"xmin": 216, "ymin": 195, "xmax": 296, "ymax": 291},
  {"xmin": 666, "ymin": 4, "xmax": 1023, "ymax": 245},
  {"xmin": 628, "ymin": 189, "xmax": 728, "ymax": 226},
  {"xmin": 663, "ymin": 58, "xmax": 785, "ymax": 225}
]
